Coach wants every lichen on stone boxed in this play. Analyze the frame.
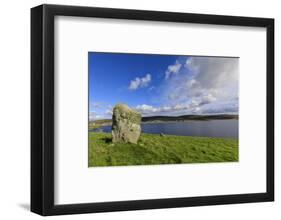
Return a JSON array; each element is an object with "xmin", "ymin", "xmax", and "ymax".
[{"xmin": 112, "ymin": 103, "xmax": 141, "ymax": 144}]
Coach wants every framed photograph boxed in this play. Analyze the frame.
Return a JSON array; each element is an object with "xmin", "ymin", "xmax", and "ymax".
[{"xmin": 31, "ymin": 4, "xmax": 274, "ymax": 216}]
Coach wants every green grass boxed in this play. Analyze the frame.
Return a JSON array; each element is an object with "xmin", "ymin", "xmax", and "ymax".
[{"xmin": 88, "ymin": 132, "xmax": 238, "ymax": 167}]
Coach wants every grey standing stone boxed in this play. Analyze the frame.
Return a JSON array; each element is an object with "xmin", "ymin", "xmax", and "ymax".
[{"xmin": 112, "ymin": 103, "xmax": 141, "ymax": 144}]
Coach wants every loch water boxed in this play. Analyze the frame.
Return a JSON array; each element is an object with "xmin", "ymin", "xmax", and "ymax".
[{"xmin": 91, "ymin": 119, "xmax": 238, "ymax": 138}]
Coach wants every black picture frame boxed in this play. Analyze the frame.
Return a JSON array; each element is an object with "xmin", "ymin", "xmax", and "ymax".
[{"xmin": 31, "ymin": 4, "xmax": 274, "ymax": 216}]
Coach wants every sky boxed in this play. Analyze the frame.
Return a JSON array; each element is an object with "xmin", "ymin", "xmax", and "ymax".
[{"xmin": 89, "ymin": 52, "xmax": 239, "ymax": 120}]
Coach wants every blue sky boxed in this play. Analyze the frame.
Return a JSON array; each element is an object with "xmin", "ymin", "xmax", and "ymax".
[{"xmin": 89, "ymin": 52, "xmax": 239, "ymax": 120}]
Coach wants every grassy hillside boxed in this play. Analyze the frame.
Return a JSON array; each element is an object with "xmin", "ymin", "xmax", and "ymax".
[
  {"xmin": 141, "ymin": 114, "xmax": 238, "ymax": 122},
  {"xmin": 88, "ymin": 132, "xmax": 238, "ymax": 167}
]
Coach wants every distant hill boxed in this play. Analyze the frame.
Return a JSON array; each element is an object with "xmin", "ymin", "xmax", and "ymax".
[
  {"xmin": 90, "ymin": 114, "xmax": 238, "ymax": 125},
  {"xmin": 141, "ymin": 114, "xmax": 238, "ymax": 122}
]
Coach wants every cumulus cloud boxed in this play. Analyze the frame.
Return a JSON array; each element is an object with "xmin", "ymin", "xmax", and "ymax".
[
  {"xmin": 199, "ymin": 94, "xmax": 217, "ymax": 106},
  {"xmin": 94, "ymin": 56, "xmax": 238, "ymax": 118},
  {"xmin": 185, "ymin": 57, "xmax": 239, "ymax": 90},
  {"xmin": 89, "ymin": 111, "xmax": 103, "ymax": 121},
  {"xmin": 89, "ymin": 104, "xmax": 113, "ymax": 120},
  {"xmin": 135, "ymin": 104, "xmax": 172, "ymax": 116},
  {"xmin": 134, "ymin": 97, "xmax": 237, "ymax": 117},
  {"xmin": 135, "ymin": 104, "xmax": 157, "ymax": 113},
  {"xmin": 129, "ymin": 74, "xmax": 151, "ymax": 90},
  {"xmin": 105, "ymin": 108, "xmax": 113, "ymax": 116},
  {"xmin": 165, "ymin": 60, "xmax": 182, "ymax": 79},
  {"xmin": 162, "ymin": 56, "xmax": 239, "ymax": 115},
  {"xmin": 200, "ymin": 99, "xmax": 238, "ymax": 114},
  {"xmin": 90, "ymin": 102, "xmax": 103, "ymax": 109},
  {"xmin": 134, "ymin": 102, "xmax": 203, "ymax": 116}
]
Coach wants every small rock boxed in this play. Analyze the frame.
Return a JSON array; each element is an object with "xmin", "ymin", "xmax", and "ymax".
[{"xmin": 112, "ymin": 103, "xmax": 141, "ymax": 144}]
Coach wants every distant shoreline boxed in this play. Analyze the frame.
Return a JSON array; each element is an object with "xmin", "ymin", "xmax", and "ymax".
[
  {"xmin": 89, "ymin": 114, "xmax": 238, "ymax": 129},
  {"xmin": 141, "ymin": 114, "xmax": 238, "ymax": 122}
]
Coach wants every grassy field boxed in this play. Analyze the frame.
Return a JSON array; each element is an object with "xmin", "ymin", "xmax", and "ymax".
[{"xmin": 88, "ymin": 132, "xmax": 238, "ymax": 167}]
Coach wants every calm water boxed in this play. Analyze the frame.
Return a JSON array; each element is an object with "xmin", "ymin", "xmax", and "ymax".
[{"xmin": 92, "ymin": 119, "xmax": 238, "ymax": 138}]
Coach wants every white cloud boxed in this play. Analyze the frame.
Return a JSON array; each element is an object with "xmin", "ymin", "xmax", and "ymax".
[
  {"xmin": 134, "ymin": 102, "xmax": 203, "ymax": 116},
  {"xmin": 135, "ymin": 104, "xmax": 169, "ymax": 115},
  {"xmin": 135, "ymin": 104, "xmax": 157, "ymax": 114},
  {"xmin": 94, "ymin": 56, "xmax": 238, "ymax": 118},
  {"xmin": 165, "ymin": 60, "xmax": 182, "ymax": 79},
  {"xmin": 89, "ymin": 104, "xmax": 113, "ymax": 120},
  {"xmin": 90, "ymin": 101, "xmax": 103, "ymax": 109},
  {"xmin": 105, "ymin": 109, "xmax": 113, "ymax": 115},
  {"xmin": 89, "ymin": 111, "xmax": 103, "ymax": 121},
  {"xmin": 163, "ymin": 56, "xmax": 239, "ymax": 115},
  {"xmin": 134, "ymin": 54, "xmax": 240, "ymax": 116},
  {"xmin": 129, "ymin": 74, "xmax": 151, "ymax": 90},
  {"xmin": 199, "ymin": 94, "xmax": 217, "ymax": 106},
  {"xmin": 201, "ymin": 100, "xmax": 238, "ymax": 114},
  {"xmin": 185, "ymin": 57, "xmax": 238, "ymax": 91}
]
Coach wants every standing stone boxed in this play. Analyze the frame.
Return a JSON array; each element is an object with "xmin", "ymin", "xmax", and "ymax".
[{"xmin": 112, "ymin": 103, "xmax": 141, "ymax": 144}]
